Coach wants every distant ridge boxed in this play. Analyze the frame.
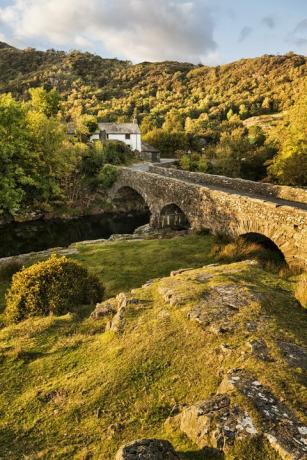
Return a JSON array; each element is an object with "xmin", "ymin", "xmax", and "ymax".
[
  {"xmin": 0, "ymin": 41, "xmax": 15, "ymax": 49},
  {"xmin": 0, "ymin": 42, "xmax": 305, "ymax": 131}
]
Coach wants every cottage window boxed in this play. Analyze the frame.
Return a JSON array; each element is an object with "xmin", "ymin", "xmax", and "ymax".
[{"xmin": 125, "ymin": 134, "xmax": 131, "ymax": 140}]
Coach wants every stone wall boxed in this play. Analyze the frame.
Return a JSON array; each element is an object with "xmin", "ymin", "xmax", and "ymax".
[
  {"xmin": 149, "ymin": 166, "xmax": 307, "ymax": 205},
  {"xmin": 111, "ymin": 168, "xmax": 307, "ymax": 269}
]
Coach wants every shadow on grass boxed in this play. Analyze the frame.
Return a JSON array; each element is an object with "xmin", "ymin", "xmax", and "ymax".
[{"xmin": 179, "ymin": 448, "xmax": 224, "ymax": 459}]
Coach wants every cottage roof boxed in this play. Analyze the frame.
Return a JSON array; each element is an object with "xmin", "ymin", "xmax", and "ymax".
[
  {"xmin": 98, "ymin": 122, "xmax": 141, "ymax": 134},
  {"xmin": 141, "ymin": 142, "xmax": 160, "ymax": 153}
]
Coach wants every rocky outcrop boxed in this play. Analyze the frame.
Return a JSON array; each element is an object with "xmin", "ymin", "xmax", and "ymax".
[
  {"xmin": 87, "ymin": 260, "xmax": 307, "ymax": 460},
  {"xmin": 248, "ymin": 338, "xmax": 274, "ymax": 362},
  {"xmin": 277, "ymin": 341, "xmax": 307, "ymax": 370},
  {"xmin": 90, "ymin": 302, "xmax": 116, "ymax": 320},
  {"xmin": 91, "ymin": 292, "xmax": 151, "ymax": 333},
  {"xmin": 176, "ymin": 394, "xmax": 257, "ymax": 450},
  {"xmin": 115, "ymin": 439, "xmax": 180, "ymax": 460},
  {"xmin": 167, "ymin": 367, "xmax": 307, "ymax": 459},
  {"xmin": 187, "ymin": 284, "xmax": 260, "ymax": 333},
  {"xmin": 218, "ymin": 370, "xmax": 307, "ymax": 460},
  {"xmin": 105, "ymin": 293, "xmax": 128, "ymax": 333}
]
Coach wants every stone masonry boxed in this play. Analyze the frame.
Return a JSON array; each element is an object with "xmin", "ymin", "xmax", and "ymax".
[{"xmin": 110, "ymin": 167, "xmax": 307, "ymax": 269}]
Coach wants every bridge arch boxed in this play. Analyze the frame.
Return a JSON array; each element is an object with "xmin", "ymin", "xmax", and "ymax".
[
  {"xmin": 235, "ymin": 219, "xmax": 292, "ymax": 266},
  {"xmin": 111, "ymin": 185, "xmax": 152, "ymax": 220},
  {"xmin": 159, "ymin": 203, "xmax": 190, "ymax": 230},
  {"xmin": 239, "ymin": 232, "xmax": 286, "ymax": 264}
]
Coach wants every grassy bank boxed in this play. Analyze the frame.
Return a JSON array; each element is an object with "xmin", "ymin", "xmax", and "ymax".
[
  {"xmin": 0, "ymin": 235, "xmax": 305, "ymax": 459},
  {"xmin": 0, "ymin": 234, "xmax": 216, "ymax": 319}
]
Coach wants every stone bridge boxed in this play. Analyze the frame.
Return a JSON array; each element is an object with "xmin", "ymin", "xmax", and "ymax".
[{"xmin": 110, "ymin": 166, "xmax": 307, "ymax": 269}]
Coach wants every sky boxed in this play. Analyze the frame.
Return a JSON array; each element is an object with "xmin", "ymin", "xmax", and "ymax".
[{"xmin": 0, "ymin": 0, "xmax": 306, "ymax": 65}]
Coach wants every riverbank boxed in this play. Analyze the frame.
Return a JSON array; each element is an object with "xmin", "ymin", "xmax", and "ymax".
[
  {"xmin": 0, "ymin": 233, "xmax": 215, "ymax": 319},
  {"xmin": 0, "ymin": 212, "xmax": 151, "ymax": 258}
]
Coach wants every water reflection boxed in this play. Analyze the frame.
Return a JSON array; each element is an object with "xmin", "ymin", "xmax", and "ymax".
[{"xmin": 0, "ymin": 212, "xmax": 150, "ymax": 257}]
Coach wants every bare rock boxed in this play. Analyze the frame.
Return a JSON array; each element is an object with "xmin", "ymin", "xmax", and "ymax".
[
  {"xmin": 195, "ymin": 274, "xmax": 213, "ymax": 283},
  {"xmin": 277, "ymin": 341, "xmax": 307, "ymax": 370},
  {"xmin": 187, "ymin": 284, "xmax": 257, "ymax": 331},
  {"xmin": 178, "ymin": 394, "xmax": 257, "ymax": 450},
  {"xmin": 105, "ymin": 293, "xmax": 128, "ymax": 333},
  {"xmin": 105, "ymin": 308, "xmax": 125, "ymax": 333},
  {"xmin": 170, "ymin": 268, "xmax": 193, "ymax": 277},
  {"xmin": 226, "ymin": 370, "xmax": 307, "ymax": 460},
  {"xmin": 133, "ymin": 224, "xmax": 152, "ymax": 235},
  {"xmin": 90, "ymin": 302, "xmax": 116, "ymax": 320},
  {"xmin": 116, "ymin": 292, "xmax": 128, "ymax": 309},
  {"xmin": 248, "ymin": 339, "xmax": 274, "ymax": 362},
  {"xmin": 115, "ymin": 439, "xmax": 180, "ymax": 460},
  {"xmin": 158, "ymin": 286, "xmax": 186, "ymax": 307}
]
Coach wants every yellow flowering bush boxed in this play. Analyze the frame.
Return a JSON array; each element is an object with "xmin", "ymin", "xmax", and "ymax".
[{"xmin": 5, "ymin": 255, "xmax": 104, "ymax": 323}]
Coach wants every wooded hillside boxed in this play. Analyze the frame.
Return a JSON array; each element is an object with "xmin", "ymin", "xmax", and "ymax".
[{"xmin": 0, "ymin": 42, "xmax": 305, "ymax": 126}]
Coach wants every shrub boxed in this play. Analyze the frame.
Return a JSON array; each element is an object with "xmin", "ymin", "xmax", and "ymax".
[
  {"xmin": 5, "ymin": 255, "xmax": 104, "ymax": 323},
  {"xmin": 97, "ymin": 164, "xmax": 118, "ymax": 188}
]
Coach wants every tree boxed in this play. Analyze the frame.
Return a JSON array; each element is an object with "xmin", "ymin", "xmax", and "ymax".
[
  {"xmin": 28, "ymin": 87, "xmax": 60, "ymax": 117},
  {"xmin": 140, "ymin": 115, "xmax": 158, "ymax": 134},
  {"xmin": 143, "ymin": 128, "xmax": 189, "ymax": 157},
  {"xmin": 0, "ymin": 94, "xmax": 35, "ymax": 214},
  {"xmin": 162, "ymin": 109, "xmax": 184, "ymax": 132},
  {"xmin": 210, "ymin": 133, "xmax": 274, "ymax": 181},
  {"xmin": 248, "ymin": 126, "xmax": 265, "ymax": 146},
  {"xmin": 70, "ymin": 106, "xmax": 98, "ymax": 141},
  {"xmin": 267, "ymin": 94, "xmax": 307, "ymax": 185}
]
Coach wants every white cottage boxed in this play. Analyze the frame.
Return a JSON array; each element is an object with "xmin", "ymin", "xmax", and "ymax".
[{"xmin": 90, "ymin": 122, "xmax": 142, "ymax": 151}]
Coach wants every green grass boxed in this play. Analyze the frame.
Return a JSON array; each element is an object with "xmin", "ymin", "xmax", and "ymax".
[
  {"xmin": 73, "ymin": 234, "xmax": 216, "ymax": 298},
  {"xmin": 0, "ymin": 234, "xmax": 216, "ymax": 318},
  {"xmin": 0, "ymin": 236, "xmax": 305, "ymax": 459}
]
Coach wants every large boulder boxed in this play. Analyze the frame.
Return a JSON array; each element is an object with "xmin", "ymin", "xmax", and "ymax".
[
  {"xmin": 176, "ymin": 394, "xmax": 257, "ymax": 450},
  {"xmin": 115, "ymin": 439, "xmax": 180, "ymax": 460}
]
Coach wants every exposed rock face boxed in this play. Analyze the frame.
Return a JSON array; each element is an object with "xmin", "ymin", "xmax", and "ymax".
[
  {"xmin": 87, "ymin": 260, "xmax": 307, "ymax": 460},
  {"xmin": 92, "ymin": 292, "xmax": 151, "ymax": 333},
  {"xmin": 277, "ymin": 341, "xmax": 307, "ymax": 370},
  {"xmin": 105, "ymin": 293, "xmax": 128, "ymax": 333},
  {"xmin": 178, "ymin": 394, "xmax": 257, "ymax": 450},
  {"xmin": 90, "ymin": 302, "xmax": 116, "ymax": 320},
  {"xmin": 187, "ymin": 284, "xmax": 258, "ymax": 331},
  {"xmin": 223, "ymin": 370, "xmax": 307, "ymax": 460},
  {"xmin": 248, "ymin": 338, "xmax": 274, "ymax": 362},
  {"xmin": 115, "ymin": 439, "xmax": 180, "ymax": 460},
  {"xmin": 170, "ymin": 268, "xmax": 194, "ymax": 277},
  {"xmin": 172, "ymin": 371, "xmax": 307, "ymax": 460}
]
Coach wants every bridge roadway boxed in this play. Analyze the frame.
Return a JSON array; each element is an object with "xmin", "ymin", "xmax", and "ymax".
[
  {"xmin": 112, "ymin": 162, "xmax": 307, "ymax": 269},
  {"xmin": 129, "ymin": 162, "xmax": 307, "ymax": 211}
]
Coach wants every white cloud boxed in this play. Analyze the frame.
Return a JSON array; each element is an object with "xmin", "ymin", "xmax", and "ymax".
[{"xmin": 0, "ymin": 0, "xmax": 217, "ymax": 63}]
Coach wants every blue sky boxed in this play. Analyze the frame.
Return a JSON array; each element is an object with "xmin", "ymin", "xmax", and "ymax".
[{"xmin": 0, "ymin": 0, "xmax": 306, "ymax": 64}]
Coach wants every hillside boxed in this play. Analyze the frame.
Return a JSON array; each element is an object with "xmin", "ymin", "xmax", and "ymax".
[
  {"xmin": 0, "ymin": 44, "xmax": 305, "ymax": 125},
  {"xmin": 0, "ymin": 236, "xmax": 306, "ymax": 459}
]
